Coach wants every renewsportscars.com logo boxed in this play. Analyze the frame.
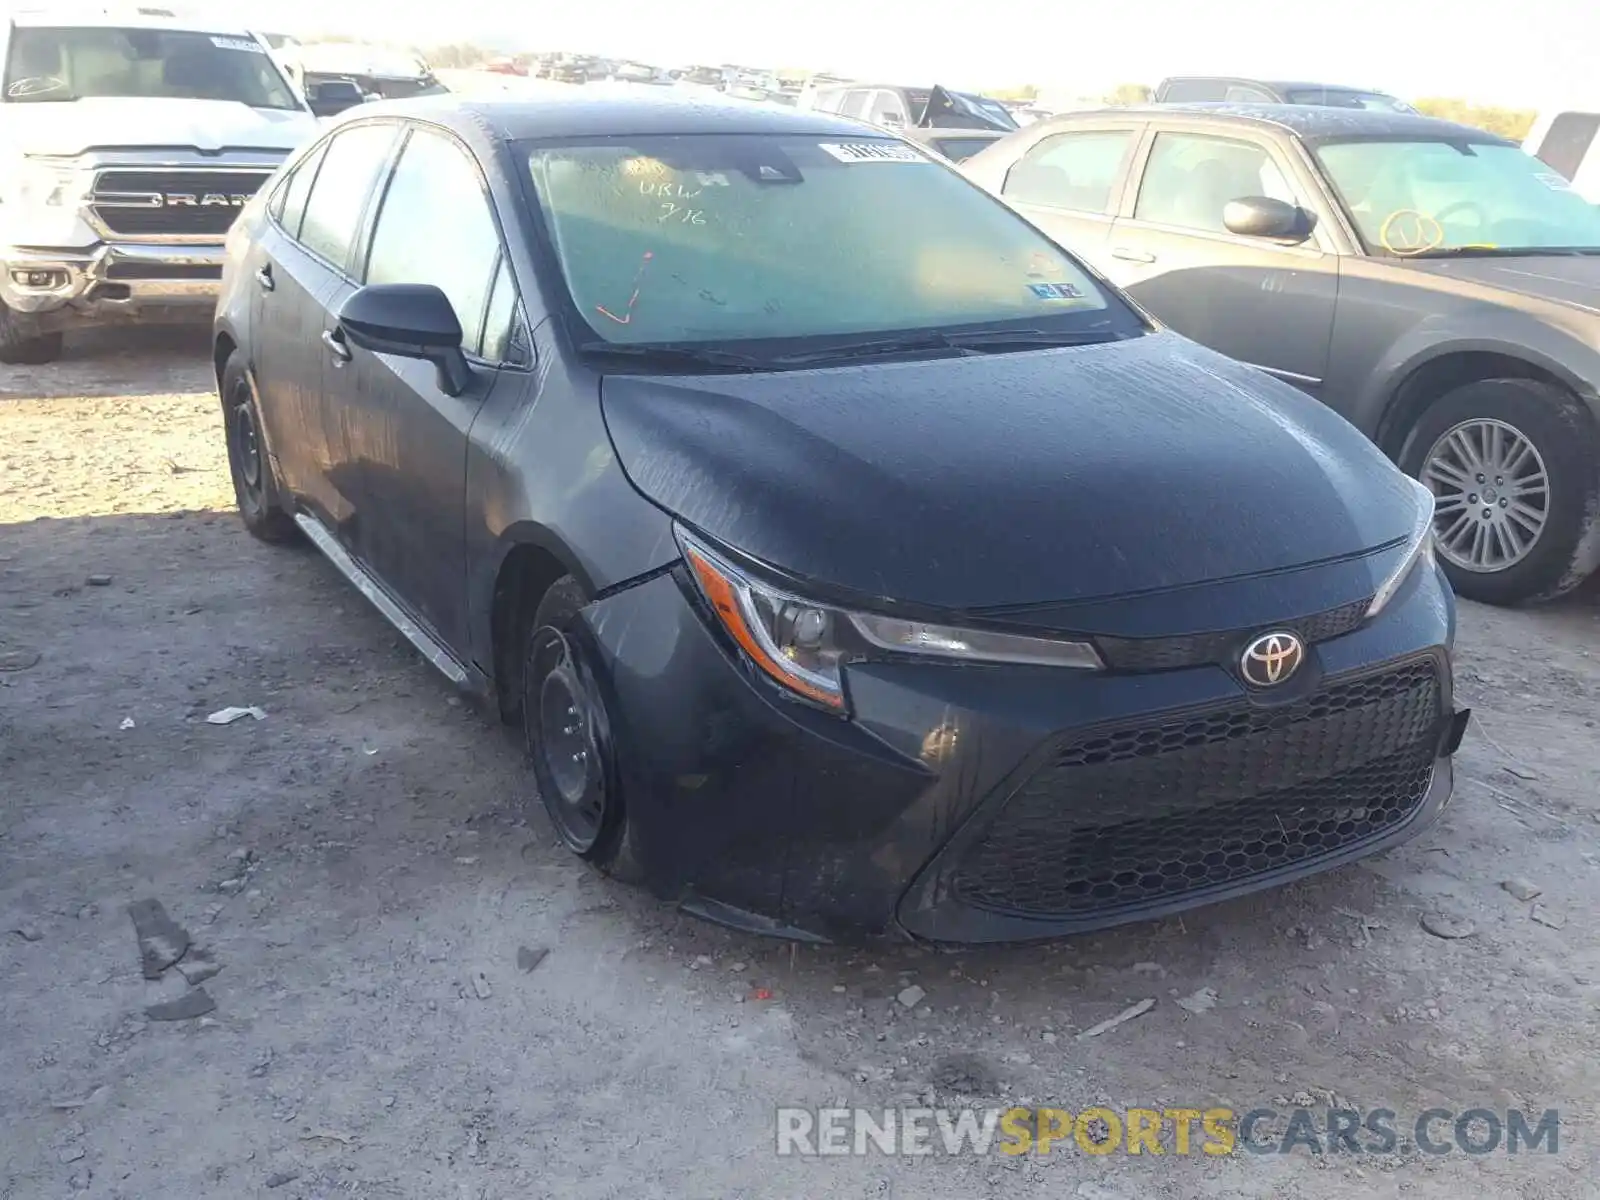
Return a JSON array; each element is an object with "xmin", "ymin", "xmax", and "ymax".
[{"xmin": 775, "ymin": 1106, "xmax": 1562, "ymax": 1157}]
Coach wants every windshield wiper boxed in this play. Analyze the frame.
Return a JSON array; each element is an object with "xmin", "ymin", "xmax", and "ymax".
[
  {"xmin": 575, "ymin": 341, "xmax": 768, "ymax": 372},
  {"xmin": 770, "ymin": 327, "xmax": 1123, "ymax": 367}
]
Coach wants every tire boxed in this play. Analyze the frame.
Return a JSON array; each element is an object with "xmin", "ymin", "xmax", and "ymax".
[
  {"xmin": 1399, "ymin": 378, "xmax": 1600, "ymax": 605},
  {"xmin": 220, "ymin": 350, "xmax": 299, "ymax": 544},
  {"xmin": 520, "ymin": 575, "xmax": 643, "ymax": 882},
  {"xmin": 0, "ymin": 302, "xmax": 63, "ymax": 365}
]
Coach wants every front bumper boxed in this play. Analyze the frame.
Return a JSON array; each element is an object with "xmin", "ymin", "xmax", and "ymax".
[
  {"xmin": 1, "ymin": 242, "xmax": 222, "ymax": 331},
  {"xmin": 581, "ymin": 561, "xmax": 1466, "ymax": 944}
]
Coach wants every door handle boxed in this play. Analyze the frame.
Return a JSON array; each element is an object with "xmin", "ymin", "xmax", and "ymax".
[
  {"xmin": 321, "ymin": 328, "xmax": 351, "ymax": 364},
  {"xmin": 1111, "ymin": 247, "xmax": 1158, "ymax": 265},
  {"xmin": 254, "ymin": 264, "xmax": 274, "ymax": 292}
]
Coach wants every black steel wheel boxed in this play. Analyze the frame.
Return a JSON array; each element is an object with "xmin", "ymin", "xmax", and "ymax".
[
  {"xmin": 220, "ymin": 350, "xmax": 297, "ymax": 544},
  {"xmin": 520, "ymin": 576, "xmax": 643, "ymax": 879}
]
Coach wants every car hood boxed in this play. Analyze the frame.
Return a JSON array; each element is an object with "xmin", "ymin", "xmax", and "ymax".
[
  {"xmin": 0, "ymin": 98, "xmax": 314, "ymax": 158},
  {"xmin": 600, "ymin": 331, "xmax": 1420, "ymax": 613},
  {"xmin": 1402, "ymin": 255, "xmax": 1600, "ymax": 317}
]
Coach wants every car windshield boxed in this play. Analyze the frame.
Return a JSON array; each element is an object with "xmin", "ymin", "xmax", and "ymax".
[
  {"xmin": 1315, "ymin": 137, "xmax": 1600, "ymax": 256},
  {"xmin": 1287, "ymin": 88, "xmax": 1412, "ymax": 113},
  {"xmin": 3, "ymin": 26, "xmax": 301, "ymax": 109},
  {"xmin": 526, "ymin": 133, "xmax": 1136, "ymax": 351}
]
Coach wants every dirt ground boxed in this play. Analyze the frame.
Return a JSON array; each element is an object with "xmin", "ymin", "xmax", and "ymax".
[{"xmin": 4, "ymin": 329, "xmax": 1600, "ymax": 1200}]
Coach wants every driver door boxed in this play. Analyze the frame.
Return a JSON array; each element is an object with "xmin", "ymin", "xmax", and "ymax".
[{"xmin": 1105, "ymin": 127, "xmax": 1339, "ymax": 394}]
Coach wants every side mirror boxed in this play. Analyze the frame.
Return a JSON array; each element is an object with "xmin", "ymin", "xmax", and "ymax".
[
  {"xmin": 880, "ymin": 111, "xmax": 905, "ymax": 127},
  {"xmin": 338, "ymin": 283, "xmax": 472, "ymax": 396},
  {"xmin": 307, "ymin": 79, "xmax": 366, "ymax": 118},
  {"xmin": 1222, "ymin": 195, "xmax": 1316, "ymax": 242}
]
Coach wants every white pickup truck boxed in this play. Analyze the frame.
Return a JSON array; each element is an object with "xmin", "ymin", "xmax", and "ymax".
[{"xmin": 0, "ymin": 7, "xmax": 319, "ymax": 363}]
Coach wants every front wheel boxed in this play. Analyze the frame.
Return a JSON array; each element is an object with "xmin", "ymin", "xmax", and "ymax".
[
  {"xmin": 1400, "ymin": 378, "xmax": 1600, "ymax": 605},
  {"xmin": 521, "ymin": 576, "xmax": 643, "ymax": 881},
  {"xmin": 0, "ymin": 302, "xmax": 63, "ymax": 365}
]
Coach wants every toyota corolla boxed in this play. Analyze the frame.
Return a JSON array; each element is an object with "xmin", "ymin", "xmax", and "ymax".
[{"xmin": 214, "ymin": 92, "xmax": 1470, "ymax": 943}]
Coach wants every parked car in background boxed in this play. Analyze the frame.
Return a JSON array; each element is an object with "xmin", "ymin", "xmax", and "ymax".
[
  {"xmin": 215, "ymin": 91, "xmax": 1466, "ymax": 943},
  {"xmin": 282, "ymin": 41, "xmax": 446, "ymax": 101},
  {"xmin": 964, "ymin": 104, "xmax": 1600, "ymax": 604},
  {"xmin": 808, "ymin": 83, "xmax": 1018, "ymax": 161},
  {"xmin": 1524, "ymin": 107, "xmax": 1600, "ymax": 203},
  {"xmin": 0, "ymin": 8, "xmax": 318, "ymax": 363},
  {"xmin": 1154, "ymin": 77, "xmax": 1414, "ymax": 113}
]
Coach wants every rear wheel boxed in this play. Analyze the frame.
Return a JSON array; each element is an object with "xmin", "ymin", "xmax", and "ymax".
[
  {"xmin": 1400, "ymin": 377, "xmax": 1600, "ymax": 605},
  {"xmin": 0, "ymin": 302, "xmax": 63, "ymax": 365},
  {"xmin": 521, "ymin": 576, "xmax": 642, "ymax": 881},
  {"xmin": 221, "ymin": 350, "xmax": 298, "ymax": 544}
]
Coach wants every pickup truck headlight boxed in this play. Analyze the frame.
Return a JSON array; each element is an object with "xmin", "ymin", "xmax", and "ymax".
[
  {"xmin": 10, "ymin": 157, "xmax": 94, "ymax": 208},
  {"xmin": 1366, "ymin": 478, "xmax": 1438, "ymax": 619},
  {"xmin": 677, "ymin": 527, "xmax": 1103, "ymax": 712}
]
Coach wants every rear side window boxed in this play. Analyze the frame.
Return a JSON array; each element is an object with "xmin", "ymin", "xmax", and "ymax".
[
  {"xmin": 1160, "ymin": 80, "xmax": 1225, "ymax": 102},
  {"xmin": 298, "ymin": 123, "xmax": 398, "ymax": 270},
  {"xmin": 1534, "ymin": 112, "xmax": 1600, "ymax": 181},
  {"xmin": 364, "ymin": 127, "xmax": 505, "ymax": 357},
  {"xmin": 1002, "ymin": 129, "xmax": 1134, "ymax": 213},
  {"xmin": 270, "ymin": 140, "xmax": 327, "ymax": 238}
]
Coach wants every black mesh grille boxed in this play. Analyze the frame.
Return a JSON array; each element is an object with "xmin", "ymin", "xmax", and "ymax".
[
  {"xmin": 92, "ymin": 170, "xmax": 271, "ymax": 237},
  {"xmin": 1095, "ymin": 598, "xmax": 1370, "ymax": 672},
  {"xmin": 951, "ymin": 659, "xmax": 1440, "ymax": 918}
]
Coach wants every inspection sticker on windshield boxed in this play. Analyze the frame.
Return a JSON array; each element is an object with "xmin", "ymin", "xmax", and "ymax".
[
  {"xmin": 818, "ymin": 142, "xmax": 925, "ymax": 164},
  {"xmin": 211, "ymin": 35, "xmax": 265, "ymax": 52},
  {"xmin": 1535, "ymin": 171, "xmax": 1575, "ymax": 192},
  {"xmin": 1028, "ymin": 282, "xmax": 1084, "ymax": 300}
]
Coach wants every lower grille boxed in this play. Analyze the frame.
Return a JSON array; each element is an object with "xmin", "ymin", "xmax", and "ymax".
[
  {"xmin": 102, "ymin": 262, "xmax": 222, "ymax": 282},
  {"xmin": 951, "ymin": 659, "xmax": 1441, "ymax": 918},
  {"xmin": 91, "ymin": 169, "xmax": 273, "ymax": 237}
]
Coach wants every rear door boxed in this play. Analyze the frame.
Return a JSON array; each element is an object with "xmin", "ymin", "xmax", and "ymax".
[
  {"xmin": 321, "ymin": 123, "xmax": 526, "ymax": 654},
  {"xmin": 287, "ymin": 120, "xmax": 405, "ymax": 532},
  {"xmin": 972, "ymin": 121, "xmax": 1144, "ymax": 262},
  {"xmin": 251, "ymin": 138, "xmax": 339, "ymax": 512},
  {"xmin": 253, "ymin": 121, "xmax": 401, "ymax": 527},
  {"xmin": 1104, "ymin": 125, "xmax": 1339, "ymax": 392}
]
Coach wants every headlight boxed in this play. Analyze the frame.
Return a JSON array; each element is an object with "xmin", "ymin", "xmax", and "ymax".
[
  {"xmin": 1366, "ymin": 478, "xmax": 1438, "ymax": 619},
  {"xmin": 10, "ymin": 157, "xmax": 93, "ymax": 208},
  {"xmin": 677, "ymin": 527, "xmax": 1103, "ymax": 712}
]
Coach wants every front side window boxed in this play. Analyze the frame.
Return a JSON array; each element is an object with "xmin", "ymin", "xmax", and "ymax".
[
  {"xmin": 3, "ymin": 26, "xmax": 299, "ymax": 108},
  {"xmin": 297, "ymin": 123, "xmax": 398, "ymax": 269},
  {"xmin": 1224, "ymin": 85, "xmax": 1275, "ymax": 103},
  {"xmin": 1003, "ymin": 129, "xmax": 1134, "ymax": 213},
  {"xmin": 1134, "ymin": 132, "xmax": 1295, "ymax": 234},
  {"xmin": 526, "ymin": 134, "xmax": 1139, "ymax": 350},
  {"xmin": 1315, "ymin": 137, "xmax": 1600, "ymax": 256},
  {"xmin": 365, "ymin": 128, "xmax": 505, "ymax": 357}
]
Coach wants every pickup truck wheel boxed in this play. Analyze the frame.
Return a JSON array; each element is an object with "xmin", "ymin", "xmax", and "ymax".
[
  {"xmin": 1400, "ymin": 378, "xmax": 1600, "ymax": 605},
  {"xmin": 0, "ymin": 303, "xmax": 63, "ymax": 365},
  {"xmin": 221, "ymin": 351, "xmax": 298, "ymax": 544},
  {"xmin": 521, "ymin": 576, "xmax": 643, "ymax": 883}
]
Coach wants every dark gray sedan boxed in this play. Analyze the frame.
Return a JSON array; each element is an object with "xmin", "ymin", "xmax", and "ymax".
[{"xmin": 963, "ymin": 104, "xmax": 1600, "ymax": 606}]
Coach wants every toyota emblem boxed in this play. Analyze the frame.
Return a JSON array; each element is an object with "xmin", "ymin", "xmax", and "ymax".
[{"xmin": 1240, "ymin": 631, "xmax": 1304, "ymax": 687}]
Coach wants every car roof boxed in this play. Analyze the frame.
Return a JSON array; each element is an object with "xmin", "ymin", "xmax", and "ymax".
[
  {"xmin": 1038, "ymin": 102, "xmax": 1509, "ymax": 143},
  {"xmin": 359, "ymin": 90, "xmax": 877, "ymax": 140}
]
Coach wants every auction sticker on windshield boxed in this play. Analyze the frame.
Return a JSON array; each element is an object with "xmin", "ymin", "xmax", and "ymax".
[
  {"xmin": 211, "ymin": 36, "xmax": 266, "ymax": 52},
  {"xmin": 818, "ymin": 143, "xmax": 926, "ymax": 164}
]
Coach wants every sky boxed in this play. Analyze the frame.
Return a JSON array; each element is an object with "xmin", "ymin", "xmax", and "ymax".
[{"xmin": 215, "ymin": 0, "xmax": 1598, "ymax": 109}]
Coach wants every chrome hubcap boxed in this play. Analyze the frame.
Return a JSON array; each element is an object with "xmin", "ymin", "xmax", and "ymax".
[{"xmin": 1421, "ymin": 418, "xmax": 1548, "ymax": 573}]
